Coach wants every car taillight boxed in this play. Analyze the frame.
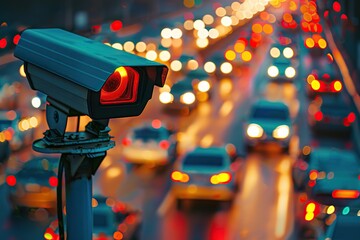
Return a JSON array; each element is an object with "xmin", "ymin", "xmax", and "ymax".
[
  {"xmin": 113, "ymin": 231, "xmax": 124, "ymax": 240},
  {"xmin": 122, "ymin": 137, "xmax": 131, "ymax": 146},
  {"xmin": 171, "ymin": 171, "xmax": 189, "ymax": 183},
  {"xmin": 159, "ymin": 140, "xmax": 170, "ymax": 149},
  {"xmin": 309, "ymin": 169, "xmax": 318, "ymax": 181},
  {"xmin": 331, "ymin": 80, "xmax": 342, "ymax": 92},
  {"xmin": 100, "ymin": 66, "xmax": 139, "ymax": 105},
  {"xmin": 49, "ymin": 176, "xmax": 58, "ymax": 187},
  {"xmin": 314, "ymin": 111, "xmax": 323, "ymax": 121},
  {"xmin": 344, "ymin": 112, "xmax": 356, "ymax": 126},
  {"xmin": 210, "ymin": 172, "xmax": 232, "ymax": 184},
  {"xmin": 304, "ymin": 201, "xmax": 320, "ymax": 221},
  {"xmin": 6, "ymin": 175, "xmax": 16, "ymax": 186},
  {"xmin": 44, "ymin": 228, "xmax": 57, "ymax": 240},
  {"xmin": 332, "ymin": 190, "xmax": 360, "ymax": 199}
]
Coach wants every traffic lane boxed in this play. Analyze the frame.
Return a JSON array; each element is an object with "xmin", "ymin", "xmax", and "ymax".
[{"xmin": 227, "ymin": 153, "xmax": 294, "ymax": 240}]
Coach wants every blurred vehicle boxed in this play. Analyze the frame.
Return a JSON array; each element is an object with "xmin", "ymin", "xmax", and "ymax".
[
  {"xmin": 304, "ymin": 34, "xmax": 329, "ymax": 58},
  {"xmin": 7, "ymin": 156, "xmax": 59, "ymax": 212},
  {"xmin": 171, "ymin": 146, "xmax": 241, "ymax": 201},
  {"xmin": 269, "ymin": 43, "xmax": 296, "ymax": 60},
  {"xmin": 159, "ymin": 78, "xmax": 197, "ymax": 113},
  {"xmin": 294, "ymin": 147, "xmax": 360, "ymax": 201},
  {"xmin": 0, "ymin": 78, "xmax": 21, "ymax": 110},
  {"xmin": 320, "ymin": 212, "xmax": 360, "ymax": 240},
  {"xmin": 308, "ymin": 149, "xmax": 360, "ymax": 206},
  {"xmin": 244, "ymin": 99, "xmax": 293, "ymax": 152},
  {"xmin": 306, "ymin": 69, "xmax": 343, "ymax": 97},
  {"xmin": 0, "ymin": 110, "xmax": 36, "ymax": 151},
  {"xmin": 308, "ymin": 94, "xmax": 356, "ymax": 135},
  {"xmin": 121, "ymin": 120, "xmax": 178, "ymax": 166},
  {"xmin": 44, "ymin": 195, "xmax": 141, "ymax": 240},
  {"xmin": 187, "ymin": 68, "xmax": 213, "ymax": 102},
  {"xmin": 267, "ymin": 56, "xmax": 297, "ymax": 82}
]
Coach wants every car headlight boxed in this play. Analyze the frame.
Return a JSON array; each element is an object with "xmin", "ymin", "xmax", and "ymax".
[
  {"xmin": 246, "ymin": 123, "xmax": 264, "ymax": 138},
  {"xmin": 270, "ymin": 47, "xmax": 280, "ymax": 58},
  {"xmin": 198, "ymin": 80, "xmax": 211, "ymax": 92},
  {"xmin": 285, "ymin": 66, "xmax": 296, "ymax": 78},
  {"xmin": 159, "ymin": 92, "xmax": 173, "ymax": 104},
  {"xmin": 267, "ymin": 66, "xmax": 279, "ymax": 78},
  {"xmin": 283, "ymin": 47, "xmax": 294, "ymax": 59},
  {"xmin": 180, "ymin": 92, "xmax": 195, "ymax": 105},
  {"xmin": 273, "ymin": 125, "xmax": 290, "ymax": 139}
]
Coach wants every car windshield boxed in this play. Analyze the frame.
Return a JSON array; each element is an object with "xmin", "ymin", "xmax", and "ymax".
[
  {"xmin": 134, "ymin": 128, "xmax": 161, "ymax": 141},
  {"xmin": 183, "ymin": 154, "xmax": 224, "ymax": 167},
  {"xmin": 93, "ymin": 212, "xmax": 109, "ymax": 228},
  {"xmin": 252, "ymin": 107, "xmax": 288, "ymax": 120},
  {"xmin": 0, "ymin": 119, "xmax": 12, "ymax": 129}
]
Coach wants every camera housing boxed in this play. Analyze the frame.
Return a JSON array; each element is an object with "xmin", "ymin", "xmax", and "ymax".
[{"xmin": 14, "ymin": 28, "xmax": 168, "ymax": 119}]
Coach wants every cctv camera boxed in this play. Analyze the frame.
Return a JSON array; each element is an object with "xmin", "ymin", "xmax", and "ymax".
[{"xmin": 14, "ymin": 28, "xmax": 168, "ymax": 119}]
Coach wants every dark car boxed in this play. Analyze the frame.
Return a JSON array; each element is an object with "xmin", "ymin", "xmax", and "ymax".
[
  {"xmin": 121, "ymin": 120, "xmax": 178, "ymax": 166},
  {"xmin": 159, "ymin": 78, "xmax": 197, "ymax": 113},
  {"xmin": 306, "ymin": 69, "xmax": 343, "ymax": 97},
  {"xmin": 44, "ymin": 194, "xmax": 141, "ymax": 240},
  {"xmin": 308, "ymin": 94, "xmax": 356, "ymax": 135}
]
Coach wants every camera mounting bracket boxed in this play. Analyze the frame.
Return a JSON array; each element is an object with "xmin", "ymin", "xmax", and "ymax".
[{"xmin": 33, "ymin": 98, "xmax": 115, "ymax": 154}]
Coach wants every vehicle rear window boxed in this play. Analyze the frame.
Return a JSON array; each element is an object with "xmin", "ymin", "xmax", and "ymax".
[
  {"xmin": 183, "ymin": 154, "xmax": 224, "ymax": 167},
  {"xmin": 93, "ymin": 212, "xmax": 109, "ymax": 228},
  {"xmin": 252, "ymin": 107, "xmax": 288, "ymax": 120},
  {"xmin": 134, "ymin": 128, "xmax": 161, "ymax": 141}
]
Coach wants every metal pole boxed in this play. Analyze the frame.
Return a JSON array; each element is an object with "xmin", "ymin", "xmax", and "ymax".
[{"xmin": 66, "ymin": 176, "xmax": 92, "ymax": 239}]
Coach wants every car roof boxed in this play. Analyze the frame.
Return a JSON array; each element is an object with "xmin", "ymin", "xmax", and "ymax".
[
  {"xmin": 325, "ymin": 215, "xmax": 360, "ymax": 239},
  {"xmin": 309, "ymin": 148, "xmax": 359, "ymax": 170},
  {"xmin": 252, "ymin": 99, "xmax": 289, "ymax": 110},
  {"xmin": 186, "ymin": 146, "xmax": 227, "ymax": 156}
]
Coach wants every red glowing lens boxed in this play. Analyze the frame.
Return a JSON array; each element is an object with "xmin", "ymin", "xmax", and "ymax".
[{"xmin": 100, "ymin": 67, "xmax": 139, "ymax": 105}]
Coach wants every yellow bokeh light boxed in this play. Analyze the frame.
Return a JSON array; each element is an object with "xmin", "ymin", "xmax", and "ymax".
[
  {"xmin": 305, "ymin": 38, "xmax": 315, "ymax": 48},
  {"xmin": 311, "ymin": 80, "xmax": 320, "ymax": 90},
  {"xmin": 220, "ymin": 62, "xmax": 233, "ymax": 74},
  {"xmin": 215, "ymin": 7, "xmax": 226, "ymax": 17},
  {"xmin": 262, "ymin": 24, "xmax": 273, "ymax": 34},
  {"xmin": 135, "ymin": 41, "xmax": 147, "ymax": 53},
  {"xmin": 225, "ymin": 50, "xmax": 236, "ymax": 61},
  {"xmin": 234, "ymin": 42, "xmax": 245, "ymax": 53},
  {"xmin": 145, "ymin": 50, "xmax": 157, "ymax": 61},
  {"xmin": 241, "ymin": 51, "xmax": 252, "ymax": 62},
  {"xmin": 196, "ymin": 38, "xmax": 209, "ymax": 48},
  {"xmin": 318, "ymin": 39, "xmax": 327, "ymax": 49},
  {"xmin": 327, "ymin": 205, "xmax": 335, "ymax": 215},
  {"xmin": 252, "ymin": 23, "xmax": 263, "ymax": 33},
  {"xmin": 159, "ymin": 51, "xmax": 171, "ymax": 62},
  {"xmin": 184, "ymin": 20, "xmax": 194, "ymax": 31},
  {"xmin": 123, "ymin": 41, "xmax": 135, "ymax": 52},
  {"xmin": 204, "ymin": 61, "xmax": 216, "ymax": 73},
  {"xmin": 333, "ymin": 80, "xmax": 342, "ymax": 91},
  {"xmin": 203, "ymin": 14, "xmax": 214, "ymax": 25},
  {"xmin": 170, "ymin": 60, "xmax": 182, "ymax": 72}
]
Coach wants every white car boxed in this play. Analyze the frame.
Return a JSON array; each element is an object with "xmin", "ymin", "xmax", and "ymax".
[
  {"xmin": 244, "ymin": 99, "xmax": 292, "ymax": 152},
  {"xmin": 171, "ymin": 146, "xmax": 241, "ymax": 201},
  {"xmin": 121, "ymin": 120, "xmax": 177, "ymax": 166}
]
